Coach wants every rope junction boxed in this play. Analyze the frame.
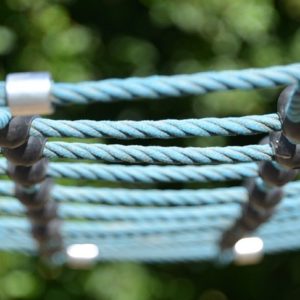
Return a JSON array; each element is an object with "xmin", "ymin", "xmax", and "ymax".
[{"xmin": 2, "ymin": 63, "xmax": 300, "ymax": 264}]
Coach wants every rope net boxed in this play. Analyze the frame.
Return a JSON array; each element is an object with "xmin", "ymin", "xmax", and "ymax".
[{"xmin": 1, "ymin": 63, "xmax": 300, "ymax": 264}]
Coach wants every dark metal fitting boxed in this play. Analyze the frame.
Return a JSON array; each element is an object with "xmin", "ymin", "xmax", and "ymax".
[
  {"xmin": 246, "ymin": 204, "xmax": 273, "ymax": 221},
  {"xmin": 3, "ymin": 134, "xmax": 46, "ymax": 166},
  {"xmin": 31, "ymin": 220, "xmax": 61, "ymax": 243},
  {"xmin": 278, "ymin": 85, "xmax": 300, "ymax": 144},
  {"xmin": 37, "ymin": 234, "xmax": 63, "ymax": 249},
  {"xmin": 282, "ymin": 117, "xmax": 300, "ymax": 145},
  {"xmin": 8, "ymin": 158, "xmax": 48, "ymax": 186},
  {"xmin": 37, "ymin": 235, "xmax": 64, "ymax": 259},
  {"xmin": 0, "ymin": 116, "xmax": 35, "ymax": 148},
  {"xmin": 239, "ymin": 205, "xmax": 273, "ymax": 231},
  {"xmin": 15, "ymin": 179, "xmax": 52, "ymax": 209},
  {"xmin": 238, "ymin": 217, "xmax": 260, "ymax": 232},
  {"xmin": 219, "ymin": 226, "xmax": 246, "ymax": 250},
  {"xmin": 256, "ymin": 137, "xmax": 296, "ymax": 185},
  {"xmin": 27, "ymin": 200, "xmax": 57, "ymax": 224},
  {"xmin": 259, "ymin": 161, "xmax": 298, "ymax": 186},
  {"xmin": 247, "ymin": 180, "xmax": 283, "ymax": 209},
  {"xmin": 39, "ymin": 242, "xmax": 64, "ymax": 259},
  {"xmin": 277, "ymin": 84, "xmax": 296, "ymax": 121},
  {"xmin": 270, "ymin": 132, "xmax": 300, "ymax": 169}
]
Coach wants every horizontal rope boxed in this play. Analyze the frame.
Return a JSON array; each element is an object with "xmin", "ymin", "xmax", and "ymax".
[
  {"xmin": 51, "ymin": 185, "xmax": 245, "ymax": 206},
  {"xmin": 0, "ymin": 198, "xmax": 240, "ymax": 221},
  {"xmin": 2, "ymin": 213, "xmax": 300, "ymax": 246},
  {"xmin": 0, "ymin": 180, "xmax": 254, "ymax": 206},
  {"xmin": 47, "ymin": 161, "xmax": 258, "ymax": 183},
  {"xmin": 0, "ymin": 217, "xmax": 228, "ymax": 238},
  {"xmin": 1, "ymin": 202, "xmax": 300, "ymax": 239},
  {"xmin": 0, "ymin": 233, "xmax": 217, "ymax": 262},
  {"xmin": 0, "ymin": 180, "xmax": 246, "ymax": 207},
  {"xmin": 3, "ymin": 235, "xmax": 300, "ymax": 263},
  {"xmin": 1, "ymin": 179, "xmax": 300, "ymax": 207},
  {"xmin": 2, "ymin": 215, "xmax": 300, "ymax": 247},
  {"xmin": 1, "ymin": 64, "xmax": 300, "ymax": 106},
  {"xmin": 2, "ymin": 218, "xmax": 300, "ymax": 262},
  {"xmin": 0, "ymin": 158, "xmax": 259, "ymax": 183},
  {"xmin": 1, "ymin": 191, "xmax": 300, "ymax": 222},
  {"xmin": 30, "ymin": 114, "xmax": 280, "ymax": 139},
  {"xmin": 41, "ymin": 142, "xmax": 273, "ymax": 164},
  {"xmin": 0, "ymin": 109, "xmax": 281, "ymax": 139}
]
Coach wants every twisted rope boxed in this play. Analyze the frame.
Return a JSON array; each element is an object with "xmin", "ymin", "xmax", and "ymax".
[
  {"xmin": 47, "ymin": 161, "xmax": 258, "ymax": 183},
  {"xmin": 0, "ymin": 198, "xmax": 241, "ymax": 221},
  {"xmin": 42, "ymin": 142, "xmax": 273, "ymax": 164},
  {"xmin": 3, "ymin": 233, "xmax": 300, "ymax": 262},
  {"xmin": 0, "ymin": 110, "xmax": 281, "ymax": 138},
  {"xmin": 0, "ymin": 64, "xmax": 300, "ymax": 106},
  {"xmin": 0, "ymin": 158, "xmax": 258, "ymax": 183},
  {"xmin": 0, "ymin": 180, "xmax": 244, "ymax": 206},
  {"xmin": 29, "ymin": 114, "xmax": 281, "ymax": 139},
  {"xmin": 1, "ymin": 208, "xmax": 300, "ymax": 247},
  {"xmin": 51, "ymin": 181, "xmax": 300, "ymax": 206},
  {"xmin": 1, "ymin": 179, "xmax": 300, "ymax": 206},
  {"xmin": 52, "ymin": 185, "xmax": 245, "ymax": 206},
  {"xmin": 0, "ymin": 219, "xmax": 296, "ymax": 260},
  {"xmin": 0, "ymin": 189, "xmax": 300, "ymax": 222},
  {"xmin": 1, "ymin": 200, "xmax": 300, "ymax": 239}
]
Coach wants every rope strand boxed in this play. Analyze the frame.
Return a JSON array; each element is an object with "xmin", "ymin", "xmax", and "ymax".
[
  {"xmin": 42, "ymin": 142, "xmax": 273, "ymax": 164},
  {"xmin": 0, "ymin": 158, "xmax": 259, "ymax": 183},
  {"xmin": 0, "ymin": 64, "xmax": 300, "ymax": 106},
  {"xmin": 29, "ymin": 114, "xmax": 280, "ymax": 139}
]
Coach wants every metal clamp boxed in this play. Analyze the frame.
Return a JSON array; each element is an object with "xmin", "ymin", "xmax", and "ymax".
[{"xmin": 5, "ymin": 72, "xmax": 53, "ymax": 116}]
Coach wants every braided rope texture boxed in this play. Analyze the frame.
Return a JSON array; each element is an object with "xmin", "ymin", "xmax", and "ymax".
[
  {"xmin": 0, "ymin": 179, "xmax": 300, "ymax": 207},
  {"xmin": 42, "ymin": 143, "xmax": 273, "ymax": 164},
  {"xmin": 29, "ymin": 114, "xmax": 281, "ymax": 139},
  {"xmin": 0, "ymin": 109, "xmax": 281, "ymax": 139},
  {"xmin": 0, "ymin": 158, "xmax": 258, "ymax": 183}
]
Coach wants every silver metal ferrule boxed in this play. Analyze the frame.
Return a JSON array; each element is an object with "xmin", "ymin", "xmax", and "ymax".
[{"xmin": 5, "ymin": 72, "xmax": 53, "ymax": 116}]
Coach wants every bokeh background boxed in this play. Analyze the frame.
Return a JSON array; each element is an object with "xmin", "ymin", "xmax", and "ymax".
[{"xmin": 1, "ymin": 0, "xmax": 300, "ymax": 299}]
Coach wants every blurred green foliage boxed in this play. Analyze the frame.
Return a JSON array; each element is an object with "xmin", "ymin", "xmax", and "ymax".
[{"xmin": 1, "ymin": 0, "xmax": 300, "ymax": 299}]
